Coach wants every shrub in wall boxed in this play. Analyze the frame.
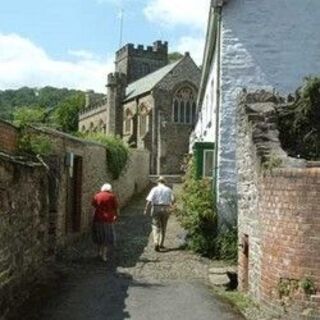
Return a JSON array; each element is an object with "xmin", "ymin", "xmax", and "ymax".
[{"xmin": 81, "ymin": 132, "xmax": 129, "ymax": 180}]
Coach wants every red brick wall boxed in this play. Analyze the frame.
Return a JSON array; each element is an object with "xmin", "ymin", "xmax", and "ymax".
[
  {"xmin": 259, "ymin": 168, "xmax": 320, "ymax": 316},
  {"xmin": 0, "ymin": 120, "xmax": 18, "ymax": 154}
]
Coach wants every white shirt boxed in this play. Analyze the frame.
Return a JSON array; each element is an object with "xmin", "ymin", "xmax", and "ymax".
[{"xmin": 146, "ymin": 183, "xmax": 174, "ymax": 205}]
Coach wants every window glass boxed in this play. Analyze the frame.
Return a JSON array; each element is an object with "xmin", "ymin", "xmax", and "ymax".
[
  {"xmin": 174, "ymin": 99, "xmax": 179, "ymax": 122},
  {"xmin": 172, "ymin": 87, "xmax": 197, "ymax": 124},
  {"xmin": 140, "ymin": 114, "xmax": 147, "ymax": 136},
  {"xmin": 203, "ymin": 150, "xmax": 214, "ymax": 178},
  {"xmin": 180, "ymin": 101, "xmax": 185, "ymax": 123},
  {"xmin": 186, "ymin": 101, "xmax": 191, "ymax": 124}
]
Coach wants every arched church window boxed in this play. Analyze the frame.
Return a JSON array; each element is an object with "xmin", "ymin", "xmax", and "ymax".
[
  {"xmin": 172, "ymin": 86, "xmax": 197, "ymax": 124},
  {"xmin": 124, "ymin": 109, "xmax": 133, "ymax": 135},
  {"xmin": 186, "ymin": 101, "xmax": 191, "ymax": 124},
  {"xmin": 139, "ymin": 104, "xmax": 150, "ymax": 137},
  {"xmin": 99, "ymin": 120, "xmax": 106, "ymax": 133},
  {"xmin": 89, "ymin": 122, "xmax": 94, "ymax": 132},
  {"xmin": 81, "ymin": 125, "xmax": 86, "ymax": 132},
  {"xmin": 173, "ymin": 100, "xmax": 179, "ymax": 123},
  {"xmin": 192, "ymin": 102, "xmax": 197, "ymax": 123}
]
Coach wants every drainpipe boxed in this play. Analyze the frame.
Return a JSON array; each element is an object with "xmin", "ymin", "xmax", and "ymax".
[{"xmin": 215, "ymin": 8, "xmax": 222, "ymax": 202}]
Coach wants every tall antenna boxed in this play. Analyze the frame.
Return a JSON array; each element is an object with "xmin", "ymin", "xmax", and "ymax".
[{"xmin": 119, "ymin": 8, "xmax": 124, "ymax": 48}]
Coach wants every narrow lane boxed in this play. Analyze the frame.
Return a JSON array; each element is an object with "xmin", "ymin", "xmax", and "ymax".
[{"xmin": 9, "ymin": 191, "xmax": 244, "ymax": 320}]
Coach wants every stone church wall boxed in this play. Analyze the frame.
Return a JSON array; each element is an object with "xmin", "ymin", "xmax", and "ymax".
[
  {"xmin": 0, "ymin": 125, "xmax": 150, "ymax": 316},
  {"xmin": 236, "ymin": 91, "xmax": 320, "ymax": 319}
]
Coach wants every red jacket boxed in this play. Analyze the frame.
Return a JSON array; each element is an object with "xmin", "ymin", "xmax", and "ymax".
[{"xmin": 92, "ymin": 191, "xmax": 118, "ymax": 223}]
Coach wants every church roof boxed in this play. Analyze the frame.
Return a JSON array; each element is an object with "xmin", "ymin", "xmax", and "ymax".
[{"xmin": 125, "ymin": 59, "xmax": 182, "ymax": 101}]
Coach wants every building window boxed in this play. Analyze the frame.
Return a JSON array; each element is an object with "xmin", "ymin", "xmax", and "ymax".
[
  {"xmin": 139, "ymin": 104, "xmax": 150, "ymax": 137},
  {"xmin": 203, "ymin": 149, "xmax": 214, "ymax": 178},
  {"xmin": 124, "ymin": 109, "xmax": 133, "ymax": 135},
  {"xmin": 172, "ymin": 86, "xmax": 197, "ymax": 124}
]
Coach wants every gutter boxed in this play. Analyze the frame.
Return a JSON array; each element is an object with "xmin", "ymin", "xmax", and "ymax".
[
  {"xmin": 214, "ymin": 9, "xmax": 222, "ymax": 198},
  {"xmin": 197, "ymin": 2, "xmax": 223, "ymax": 110}
]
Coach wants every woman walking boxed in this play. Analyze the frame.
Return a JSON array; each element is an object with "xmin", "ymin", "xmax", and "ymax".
[{"xmin": 92, "ymin": 183, "xmax": 119, "ymax": 262}]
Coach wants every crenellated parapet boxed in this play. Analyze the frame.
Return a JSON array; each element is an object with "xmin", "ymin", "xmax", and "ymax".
[
  {"xmin": 116, "ymin": 40, "xmax": 168, "ymax": 61},
  {"xmin": 106, "ymin": 72, "xmax": 127, "ymax": 88}
]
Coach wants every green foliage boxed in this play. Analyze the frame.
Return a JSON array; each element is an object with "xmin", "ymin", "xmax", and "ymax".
[
  {"xmin": 168, "ymin": 52, "xmax": 184, "ymax": 62},
  {"xmin": 278, "ymin": 76, "xmax": 320, "ymax": 160},
  {"xmin": 300, "ymin": 277, "xmax": 316, "ymax": 295},
  {"xmin": 175, "ymin": 158, "xmax": 238, "ymax": 260},
  {"xmin": 175, "ymin": 159, "xmax": 218, "ymax": 257},
  {"xmin": 0, "ymin": 86, "xmax": 102, "ymax": 133},
  {"xmin": 13, "ymin": 106, "xmax": 48, "ymax": 128},
  {"xmin": 277, "ymin": 278, "xmax": 299, "ymax": 299},
  {"xmin": 81, "ymin": 132, "xmax": 129, "ymax": 179},
  {"xmin": 261, "ymin": 153, "xmax": 283, "ymax": 172},
  {"xmin": 215, "ymin": 226, "xmax": 238, "ymax": 261},
  {"xmin": 51, "ymin": 93, "xmax": 85, "ymax": 133},
  {"xmin": 18, "ymin": 132, "xmax": 52, "ymax": 156}
]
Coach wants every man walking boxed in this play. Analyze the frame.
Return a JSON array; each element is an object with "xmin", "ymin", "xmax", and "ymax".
[{"xmin": 144, "ymin": 176, "xmax": 174, "ymax": 252}]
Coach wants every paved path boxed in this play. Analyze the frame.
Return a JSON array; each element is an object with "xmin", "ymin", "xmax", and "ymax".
[{"xmin": 9, "ymin": 191, "xmax": 245, "ymax": 320}]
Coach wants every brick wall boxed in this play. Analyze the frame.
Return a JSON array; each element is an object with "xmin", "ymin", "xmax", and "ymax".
[
  {"xmin": 236, "ymin": 91, "xmax": 320, "ymax": 319},
  {"xmin": 0, "ymin": 120, "xmax": 18, "ymax": 154},
  {"xmin": 259, "ymin": 169, "xmax": 320, "ymax": 319}
]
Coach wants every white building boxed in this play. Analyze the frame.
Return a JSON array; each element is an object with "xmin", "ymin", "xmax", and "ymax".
[{"xmin": 193, "ymin": 0, "xmax": 320, "ymax": 226}]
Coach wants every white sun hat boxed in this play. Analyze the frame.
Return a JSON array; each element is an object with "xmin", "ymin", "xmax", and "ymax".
[{"xmin": 101, "ymin": 183, "xmax": 112, "ymax": 192}]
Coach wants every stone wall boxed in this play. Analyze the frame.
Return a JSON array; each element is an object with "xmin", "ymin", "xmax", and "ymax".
[
  {"xmin": 78, "ymin": 105, "xmax": 107, "ymax": 133},
  {"xmin": 0, "ymin": 120, "xmax": 18, "ymax": 154},
  {"xmin": 236, "ymin": 91, "xmax": 320, "ymax": 319},
  {"xmin": 0, "ymin": 153, "xmax": 49, "ymax": 318},
  {"xmin": 0, "ymin": 125, "xmax": 150, "ymax": 315}
]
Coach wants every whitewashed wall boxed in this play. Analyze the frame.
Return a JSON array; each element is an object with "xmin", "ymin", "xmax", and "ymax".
[
  {"xmin": 191, "ymin": 42, "xmax": 219, "ymax": 149},
  {"xmin": 218, "ymin": 0, "xmax": 320, "ymax": 219}
]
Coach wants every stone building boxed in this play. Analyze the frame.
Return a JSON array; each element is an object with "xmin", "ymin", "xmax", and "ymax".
[
  {"xmin": 79, "ymin": 41, "xmax": 201, "ymax": 175},
  {"xmin": 192, "ymin": 0, "xmax": 320, "ymax": 226}
]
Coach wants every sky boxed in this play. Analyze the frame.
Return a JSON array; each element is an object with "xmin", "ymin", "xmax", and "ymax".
[{"xmin": 0, "ymin": 0, "xmax": 210, "ymax": 93}]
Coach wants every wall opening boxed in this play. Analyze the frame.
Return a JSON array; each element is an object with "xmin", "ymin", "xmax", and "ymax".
[
  {"xmin": 239, "ymin": 234, "xmax": 249, "ymax": 292},
  {"xmin": 66, "ymin": 154, "xmax": 83, "ymax": 233}
]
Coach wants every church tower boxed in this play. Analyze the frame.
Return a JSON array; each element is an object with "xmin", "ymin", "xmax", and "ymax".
[
  {"xmin": 115, "ymin": 40, "xmax": 168, "ymax": 84},
  {"xmin": 106, "ymin": 72, "xmax": 126, "ymax": 137}
]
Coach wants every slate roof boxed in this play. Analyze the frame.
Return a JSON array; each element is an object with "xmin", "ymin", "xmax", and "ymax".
[{"xmin": 125, "ymin": 59, "xmax": 182, "ymax": 101}]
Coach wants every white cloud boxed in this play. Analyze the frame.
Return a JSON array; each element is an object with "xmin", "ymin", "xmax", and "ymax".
[
  {"xmin": 68, "ymin": 49, "xmax": 97, "ymax": 60},
  {"xmin": 173, "ymin": 36, "xmax": 205, "ymax": 65},
  {"xmin": 144, "ymin": 0, "xmax": 210, "ymax": 30},
  {"xmin": 0, "ymin": 33, "xmax": 113, "ymax": 93}
]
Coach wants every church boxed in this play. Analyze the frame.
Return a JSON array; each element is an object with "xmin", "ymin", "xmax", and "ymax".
[{"xmin": 79, "ymin": 40, "xmax": 201, "ymax": 175}]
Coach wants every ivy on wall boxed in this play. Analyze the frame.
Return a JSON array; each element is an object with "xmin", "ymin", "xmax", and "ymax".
[{"xmin": 81, "ymin": 132, "xmax": 129, "ymax": 180}]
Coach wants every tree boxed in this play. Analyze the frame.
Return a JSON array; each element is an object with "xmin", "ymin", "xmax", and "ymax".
[
  {"xmin": 51, "ymin": 93, "xmax": 85, "ymax": 133},
  {"xmin": 13, "ymin": 106, "xmax": 47, "ymax": 128},
  {"xmin": 168, "ymin": 52, "xmax": 184, "ymax": 62}
]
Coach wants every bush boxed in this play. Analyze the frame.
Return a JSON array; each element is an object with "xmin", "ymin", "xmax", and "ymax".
[
  {"xmin": 18, "ymin": 132, "xmax": 52, "ymax": 156},
  {"xmin": 175, "ymin": 159, "xmax": 218, "ymax": 257},
  {"xmin": 278, "ymin": 76, "xmax": 320, "ymax": 160},
  {"xmin": 81, "ymin": 132, "xmax": 129, "ymax": 179},
  {"xmin": 175, "ymin": 158, "xmax": 238, "ymax": 261}
]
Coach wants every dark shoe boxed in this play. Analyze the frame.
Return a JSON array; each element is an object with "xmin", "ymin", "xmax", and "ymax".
[
  {"xmin": 154, "ymin": 245, "xmax": 160, "ymax": 252},
  {"xmin": 159, "ymin": 245, "xmax": 165, "ymax": 249}
]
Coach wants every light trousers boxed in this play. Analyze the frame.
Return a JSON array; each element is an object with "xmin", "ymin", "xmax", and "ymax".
[{"xmin": 151, "ymin": 206, "xmax": 170, "ymax": 246}]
